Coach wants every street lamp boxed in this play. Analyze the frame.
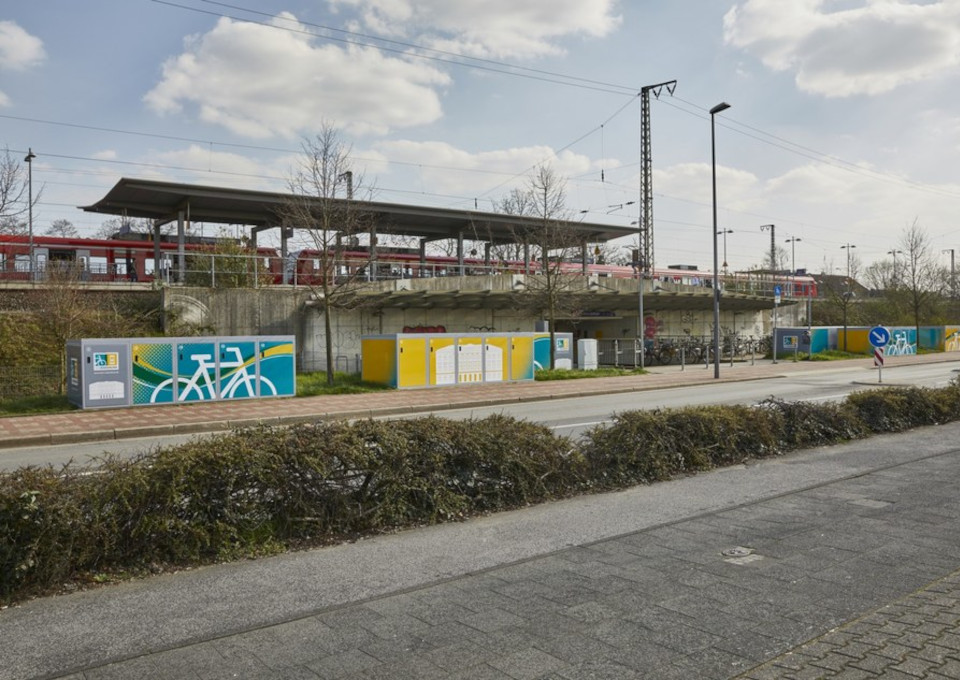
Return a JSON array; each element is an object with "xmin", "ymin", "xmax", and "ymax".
[
  {"xmin": 710, "ymin": 101, "xmax": 730, "ymax": 379},
  {"xmin": 24, "ymin": 148, "xmax": 35, "ymax": 279},
  {"xmin": 840, "ymin": 244, "xmax": 856, "ymax": 351},
  {"xmin": 786, "ymin": 237, "xmax": 801, "ymax": 294},
  {"xmin": 887, "ymin": 249, "xmax": 902, "ymax": 287},
  {"xmin": 944, "ymin": 249, "xmax": 956, "ymax": 299},
  {"xmin": 841, "ymin": 243, "xmax": 856, "ymax": 278},
  {"xmin": 717, "ymin": 228, "xmax": 733, "ymax": 273}
]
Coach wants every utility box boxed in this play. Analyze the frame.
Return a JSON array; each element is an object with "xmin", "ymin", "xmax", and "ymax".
[
  {"xmin": 66, "ymin": 335, "xmax": 296, "ymax": 409},
  {"xmin": 577, "ymin": 339, "xmax": 598, "ymax": 370},
  {"xmin": 361, "ymin": 332, "xmax": 536, "ymax": 389},
  {"xmin": 534, "ymin": 332, "xmax": 574, "ymax": 370}
]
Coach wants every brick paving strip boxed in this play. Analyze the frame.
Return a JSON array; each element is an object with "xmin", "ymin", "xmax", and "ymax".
[{"xmin": 734, "ymin": 569, "xmax": 960, "ymax": 680}]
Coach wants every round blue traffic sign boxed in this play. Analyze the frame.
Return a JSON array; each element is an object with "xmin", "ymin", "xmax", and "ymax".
[{"xmin": 868, "ymin": 326, "xmax": 890, "ymax": 348}]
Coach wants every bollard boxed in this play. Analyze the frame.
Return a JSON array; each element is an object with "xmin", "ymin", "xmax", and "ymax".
[{"xmin": 680, "ymin": 347, "xmax": 685, "ymax": 371}]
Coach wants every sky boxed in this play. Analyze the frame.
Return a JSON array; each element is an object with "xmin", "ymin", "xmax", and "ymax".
[{"xmin": 3, "ymin": 0, "xmax": 960, "ymax": 275}]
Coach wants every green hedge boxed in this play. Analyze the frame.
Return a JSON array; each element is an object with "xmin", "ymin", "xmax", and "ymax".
[{"xmin": 3, "ymin": 380, "xmax": 960, "ymax": 604}]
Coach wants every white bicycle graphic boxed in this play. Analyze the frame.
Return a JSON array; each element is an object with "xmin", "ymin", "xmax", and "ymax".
[
  {"xmin": 884, "ymin": 331, "xmax": 916, "ymax": 357},
  {"xmin": 151, "ymin": 347, "xmax": 277, "ymax": 402}
]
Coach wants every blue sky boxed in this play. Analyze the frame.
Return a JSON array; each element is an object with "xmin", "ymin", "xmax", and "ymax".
[{"xmin": 2, "ymin": 0, "xmax": 960, "ymax": 275}]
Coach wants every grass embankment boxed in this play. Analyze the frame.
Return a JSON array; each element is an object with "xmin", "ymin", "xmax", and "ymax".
[{"xmin": 3, "ymin": 379, "xmax": 960, "ymax": 604}]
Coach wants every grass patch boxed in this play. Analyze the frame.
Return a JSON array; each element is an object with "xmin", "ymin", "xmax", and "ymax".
[
  {"xmin": 296, "ymin": 371, "xmax": 390, "ymax": 396},
  {"xmin": 808, "ymin": 350, "xmax": 871, "ymax": 361},
  {"xmin": 0, "ymin": 395, "xmax": 72, "ymax": 417},
  {"xmin": 536, "ymin": 367, "xmax": 645, "ymax": 380}
]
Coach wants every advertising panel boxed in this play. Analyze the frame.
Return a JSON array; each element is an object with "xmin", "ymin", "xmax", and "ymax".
[
  {"xmin": 483, "ymin": 337, "xmax": 509, "ymax": 382},
  {"xmin": 217, "ymin": 340, "xmax": 258, "ymax": 399},
  {"xmin": 258, "ymin": 339, "xmax": 296, "ymax": 397},
  {"xmin": 429, "ymin": 337, "xmax": 456, "ymax": 386},
  {"xmin": 510, "ymin": 336, "xmax": 534, "ymax": 381},
  {"xmin": 132, "ymin": 342, "xmax": 174, "ymax": 405},
  {"xmin": 176, "ymin": 341, "xmax": 218, "ymax": 401}
]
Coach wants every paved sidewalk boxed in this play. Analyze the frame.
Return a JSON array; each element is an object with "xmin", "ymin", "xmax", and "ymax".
[
  {"xmin": 3, "ymin": 352, "xmax": 960, "ymax": 680},
  {"xmin": 4, "ymin": 422, "xmax": 959, "ymax": 680},
  {"xmin": 736, "ymin": 568, "xmax": 960, "ymax": 679},
  {"xmin": 2, "ymin": 353, "xmax": 955, "ymax": 449}
]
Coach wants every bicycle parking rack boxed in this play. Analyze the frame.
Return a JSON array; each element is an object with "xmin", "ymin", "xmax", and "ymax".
[{"xmin": 66, "ymin": 335, "xmax": 296, "ymax": 409}]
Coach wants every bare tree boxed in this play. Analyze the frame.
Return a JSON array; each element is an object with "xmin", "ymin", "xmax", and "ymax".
[
  {"xmin": 0, "ymin": 148, "xmax": 37, "ymax": 226},
  {"xmin": 44, "ymin": 218, "xmax": 78, "ymax": 238},
  {"xmin": 899, "ymin": 220, "xmax": 943, "ymax": 340},
  {"xmin": 509, "ymin": 164, "xmax": 589, "ymax": 369},
  {"xmin": 281, "ymin": 125, "xmax": 374, "ymax": 385},
  {"xmin": 0, "ymin": 216, "xmax": 26, "ymax": 236},
  {"xmin": 488, "ymin": 188, "xmax": 535, "ymax": 263}
]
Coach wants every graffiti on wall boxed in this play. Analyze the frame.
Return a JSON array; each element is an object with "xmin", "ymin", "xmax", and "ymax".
[
  {"xmin": 885, "ymin": 330, "xmax": 916, "ymax": 357},
  {"xmin": 946, "ymin": 329, "xmax": 960, "ymax": 352}
]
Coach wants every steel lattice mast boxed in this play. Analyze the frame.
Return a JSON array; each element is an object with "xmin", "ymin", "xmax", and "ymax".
[{"xmin": 639, "ymin": 79, "xmax": 676, "ymax": 278}]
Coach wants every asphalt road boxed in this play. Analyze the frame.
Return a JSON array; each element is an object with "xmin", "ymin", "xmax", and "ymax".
[{"xmin": 4, "ymin": 360, "xmax": 954, "ymax": 470}]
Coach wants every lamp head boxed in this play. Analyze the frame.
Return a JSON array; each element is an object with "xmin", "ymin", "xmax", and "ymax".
[
  {"xmin": 24, "ymin": 148, "xmax": 35, "ymax": 163},
  {"xmin": 709, "ymin": 102, "xmax": 731, "ymax": 115}
]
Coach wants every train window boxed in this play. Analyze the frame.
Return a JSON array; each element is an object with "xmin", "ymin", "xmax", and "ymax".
[
  {"xmin": 14, "ymin": 254, "xmax": 30, "ymax": 272},
  {"xmin": 89, "ymin": 256, "xmax": 108, "ymax": 275},
  {"xmin": 145, "ymin": 258, "xmax": 156, "ymax": 276}
]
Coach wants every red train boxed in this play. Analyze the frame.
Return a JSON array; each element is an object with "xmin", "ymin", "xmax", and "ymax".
[{"xmin": 0, "ymin": 234, "xmax": 817, "ymax": 298}]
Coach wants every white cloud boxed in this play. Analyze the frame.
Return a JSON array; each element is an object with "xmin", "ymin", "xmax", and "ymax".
[
  {"xmin": 144, "ymin": 13, "xmax": 450, "ymax": 139},
  {"xmin": 369, "ymin": 139, "xmax": 596, "ymax": 197},
  {"xmin": 91, "ymin": 150, "xmax": 117, "ymax": 161},
  {"xmin": 0, "ymin": 90, "xmax": 9, "ymax": 108},
  {"xmin": 723, "ymin": 0, "xmax": 960, "ymax": 96},
  {"xmin": 330, "ymin": 0, "xmax": 622, "ymax": 59},
  {"xmin": 0, "ymin": 21, "xmax": 45, "ymax": 71}
]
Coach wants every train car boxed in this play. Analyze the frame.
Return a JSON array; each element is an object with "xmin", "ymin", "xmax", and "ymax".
[
  {"xmin": 0, "ymin": 233, "xmax": 818, "ymax": 298},
  {"xmin": 0, "ymin": 234, "xmax": 278, "ymax": 283}
]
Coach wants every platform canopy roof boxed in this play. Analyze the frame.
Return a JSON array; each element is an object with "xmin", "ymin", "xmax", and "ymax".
[{"xmin": 81, "ymin": 178, "xmax": 637, "ymax": 245}]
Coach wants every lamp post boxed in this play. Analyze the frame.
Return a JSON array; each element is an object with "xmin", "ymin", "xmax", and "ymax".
[
  {"xmin": 887, "ymin": 249, "xmax": 902, "ymax": 287},
  {"xmin": 710, "ymin": 101, "xmax": 730, "ymax": 379},
  {"xmin": 786, "ymin": 236, "xmax": 801, "ymax": 295},
  {"xmin": 841, "ymin": 243, "xmax": 856, "ymax": 278},
  {"xmin": 24, "ymin": 148, "xmax": 35, "ymax": 279},
  {"xmin": 944, "ymin": 249, "xmax": 956, "ymax": 299},
  {"xmin": 840, "ymin": 244, "xmax": 856, "ymax": 351},
  {"xmin": 717, "ymin": 228, "xmax": 733, "ymax": 273}
]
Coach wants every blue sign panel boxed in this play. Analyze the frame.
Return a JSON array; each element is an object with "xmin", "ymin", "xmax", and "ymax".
[{"xmin": 868, "ymin": 326, "xmax": 891, "ymax": 348}]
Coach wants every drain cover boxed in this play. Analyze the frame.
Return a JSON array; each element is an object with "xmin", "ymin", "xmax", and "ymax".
[{"xmin": 721, "ymin": 546, "xmax": 754, "ymax": 557}]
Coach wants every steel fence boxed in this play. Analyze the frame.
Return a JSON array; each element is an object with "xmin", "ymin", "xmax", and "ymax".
[
  {"xmin": 0, "ymin": 365, "xmax": 62, "ymax": 399},
  {"xmin": 298, "ymin": 352, "xmax": 362, "ymax": 375}
]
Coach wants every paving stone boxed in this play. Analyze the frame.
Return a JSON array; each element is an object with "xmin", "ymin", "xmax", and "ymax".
[{"xmin": 486, "ymin": 647, "xmax": 569, "ymax": 680}]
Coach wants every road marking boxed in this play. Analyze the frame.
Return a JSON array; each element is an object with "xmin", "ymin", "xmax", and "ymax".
[{"xmin": 549, "ymin": 420, "xmax": 611, "ymax": 431}]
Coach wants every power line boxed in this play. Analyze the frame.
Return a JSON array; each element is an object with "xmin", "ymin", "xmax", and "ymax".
[
  {"xmin": 152, "ymin": 0, "xmax": 639, "ymax": 96},
  {"xmin": 197, "ymin": 0, "xmax": 639, "ymax": 95}
]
